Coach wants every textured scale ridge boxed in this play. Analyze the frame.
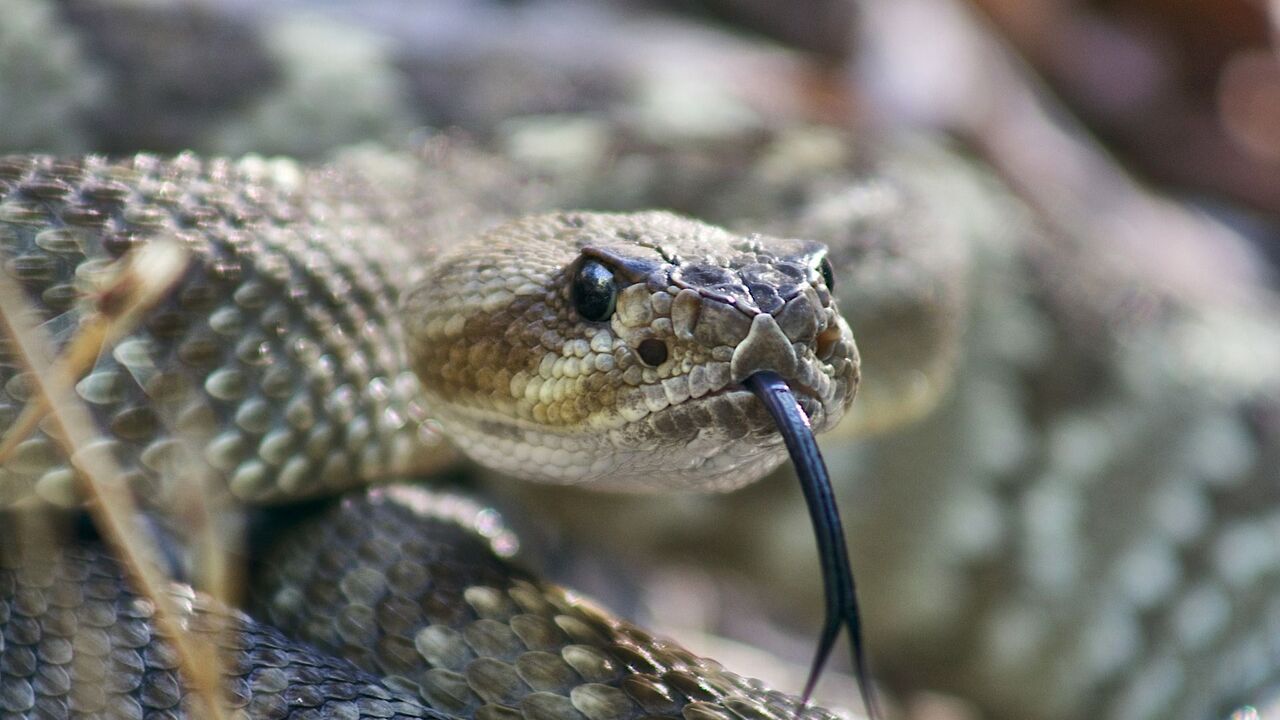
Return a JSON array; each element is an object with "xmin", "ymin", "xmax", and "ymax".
[
  {"xmin": 252, "ymin": 487, "xmax": 837, "ymax": 720},
  {"xmin": 0, "ymin": 153, "xmax": 434, "ymax": 509},
  {"xmin": 0, "ymin": 489, "xmax": 844, "ymax": 720},
  {"xmin": 0, "ymin": 542, "xmax": 450, "ymax": 720}
]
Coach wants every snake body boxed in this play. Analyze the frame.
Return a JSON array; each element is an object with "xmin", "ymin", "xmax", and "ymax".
[
  {"xmin": 6, "ymin": 1, "xmax": 1280, "ymax": 718},
  {"xmin": 0, "ymin": 539, "xmax": 449, "ymax": 720},
  {"xmin": 0, "ymin": 488, "xmax": 835, "ymax": 720},
  {"xmin": 0, "ymin": 147, "xmax": 857, "ymax": 719}
]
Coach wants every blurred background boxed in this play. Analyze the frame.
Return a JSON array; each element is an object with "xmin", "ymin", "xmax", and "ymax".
[
  {"xmin": 4, "ymin": 0, "xmax": 1280, "ymax": 257},
  {"xmin": 2, "ymin": 1, "xmax": 1280, "ymax": 719}
]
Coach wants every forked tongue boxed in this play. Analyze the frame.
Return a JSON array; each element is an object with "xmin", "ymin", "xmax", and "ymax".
[{"xmin": 744, "ymin": 371, "xmax": 880, "ymax": 720}]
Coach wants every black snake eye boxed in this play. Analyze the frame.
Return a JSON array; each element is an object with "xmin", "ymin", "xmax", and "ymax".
[
  {"xmin": 572, "ymin": 259, "xmax": 617, "ymax": 322},
  {"xmin": 818, "ymin": 256, "xmax": 835, "ymax": 292}
]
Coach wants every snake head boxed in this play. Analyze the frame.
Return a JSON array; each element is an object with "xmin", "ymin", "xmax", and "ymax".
[{"xmin": 404, "ymin": 211, "xmax": 859, "ymax": 491}]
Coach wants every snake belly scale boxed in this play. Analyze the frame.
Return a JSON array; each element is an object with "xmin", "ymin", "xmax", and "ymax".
[{"xmin": 0, "ymin": 147, "xmax": 861, "ymax": 719}]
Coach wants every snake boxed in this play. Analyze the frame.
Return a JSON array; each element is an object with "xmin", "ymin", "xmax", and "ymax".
[
  {"xmin": 6, "ymin": 0, "xmax": 1280, "ymax": 718},
  {"xmin": 0, "ymin": 144, "xmax": 872, "ymax": 720}
]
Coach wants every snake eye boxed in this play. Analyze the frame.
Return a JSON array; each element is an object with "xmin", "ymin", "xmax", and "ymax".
[
  {"xmin": 572, "ymin": 259, "xmax": 617, "ymax": 322},
  {"xmin": 818, "ymin": 256, "xmax": 835, "ymax": 292}
]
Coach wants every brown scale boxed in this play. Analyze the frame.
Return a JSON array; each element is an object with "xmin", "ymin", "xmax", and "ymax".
[
  {"xmin": 0, "ymin": 541, "xmax": 449, "ymax": 719},
  {"xmin": 253, "ymin": 489, "xmax": 835, "ymax": 720},
  {"xmin": 0, "ymin": 155, "xmax": 431, "ymax": 512}
]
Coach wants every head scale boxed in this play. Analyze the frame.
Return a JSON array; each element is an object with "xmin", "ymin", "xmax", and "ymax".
[{"xmin": 403, "ymin": 211, "xmax": 859, "ymax": 491}]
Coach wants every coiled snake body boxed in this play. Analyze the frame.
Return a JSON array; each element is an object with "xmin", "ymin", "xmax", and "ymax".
[{"xmin": 0, "ymin": 147, "xmax": 860, "ymax": 719}]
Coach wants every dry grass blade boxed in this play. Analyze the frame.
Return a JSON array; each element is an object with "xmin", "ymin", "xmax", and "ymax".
[
  {"xmin": 0, "ymin": 311, "xmax": 113, "ymax": 463},
  {"xmin": 0, "ymin": 242, "xmax": 187, "ymax": 461},
  {"xmin": 0, "ymin": 241, "xmax": 229, "ymax": 720}
]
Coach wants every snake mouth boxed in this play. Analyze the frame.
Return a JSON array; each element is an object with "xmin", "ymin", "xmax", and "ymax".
[
  {"xmin": 644, "ymin": 352, "xmax": 845, "ymax": 429},
  {"xmin": 702, "ymin": 381, "xmax": 829, "ymax": 428},
  {"xmin": 621, "ymin": 379, "xmax": 834, "ymax": 460},
  {"xmin": 617, "ymin": 354, "xmax": 843, "ymax": 429}
]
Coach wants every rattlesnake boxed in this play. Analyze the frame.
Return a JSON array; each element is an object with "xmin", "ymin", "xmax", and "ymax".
[
  {"xmin": 5, "ymin": 2, "xmax": 1280, "ymax": 717},
  {"xmin": 0, "ymin": 144, "xmax": 867, "ymax": 720}
]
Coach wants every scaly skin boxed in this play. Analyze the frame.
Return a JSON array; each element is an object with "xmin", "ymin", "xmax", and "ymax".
[
  {"xmin": 0, "ymin": 542, "xmax": 449, "ymax": 719},
  {"xmin": 5, "ymin": 3, "xmax": 1280, "ymax": 713},
  {"xmin": 0, "ymin": 486, "xmax": 842, "ymax": 720},
  {"xmin": 0, "ymin": 147, "xmax": 859, "ymax": 718},
  {"xmin": 0, "ymin": 150, "xmax": 855, "ymax": 506},
  {"xmin": 256, "ymin": 487, "xmax": 841, "ymax": 720},
  {"xmin": 405, "ymin": 211, "xmax": 855, "ymax": 490}
]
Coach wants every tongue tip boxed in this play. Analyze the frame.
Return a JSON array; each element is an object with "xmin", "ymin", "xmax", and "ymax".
[{"xmin": 793, "ymin": 616, "xmax": 881, "ymax": 720}]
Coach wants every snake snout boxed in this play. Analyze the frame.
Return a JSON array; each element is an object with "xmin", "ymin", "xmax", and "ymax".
[{"xmin": 730, "ymin": 314, "xmax": 798, "ymax": 382}]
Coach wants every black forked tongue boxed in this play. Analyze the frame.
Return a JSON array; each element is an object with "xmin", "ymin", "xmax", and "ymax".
[{"xmin": 744, "ymin": 371, "xmax": 880, "ymax": 720}]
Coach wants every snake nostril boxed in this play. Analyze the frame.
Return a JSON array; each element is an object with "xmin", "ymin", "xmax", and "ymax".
[
  {"xmin": 816, "ymin": 325, "xmax": 841, "ymax": 361},
  {"xmin": 636, "ymin": 338, "xmax": 669, "ymax": 367}
]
